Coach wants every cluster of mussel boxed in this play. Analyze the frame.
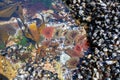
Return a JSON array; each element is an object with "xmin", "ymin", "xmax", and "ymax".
[{"xmin": 63, "ymin": 0, "xmax": 120, "ymax": 79}]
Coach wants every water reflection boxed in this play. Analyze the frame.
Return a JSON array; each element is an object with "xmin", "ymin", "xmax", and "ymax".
[{"xmin": 0, "ymin": 74, "xmax": 9, "ymax": 80}]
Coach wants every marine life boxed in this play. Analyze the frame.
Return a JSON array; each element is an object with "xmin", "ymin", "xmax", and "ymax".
[
  {"xmin": 0, "ymin": 24, "xmax": 17, "ymax": 48},
  {"xmin": 41, "ymin": 27, "xmax": 55, "ymax": 39},
  {"xmin": 66, "ymin": 57, "xmax": 79, "ymax": 69},
  {"xmin": 0, "ymin": 0, "xmax": 120, "ymax": 80}
]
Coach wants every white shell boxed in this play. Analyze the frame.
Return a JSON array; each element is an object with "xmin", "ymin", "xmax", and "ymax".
[
  {"xmin": 73, "ymin": 0, "xmax": 76, "ymax": 4},
  {"xmin": 103, "ymin": 48, "xmax": 108, "ymax": 52},
  {"xmin": 60, "ymin": 51, "xmax": 71, "ymax": 65}
]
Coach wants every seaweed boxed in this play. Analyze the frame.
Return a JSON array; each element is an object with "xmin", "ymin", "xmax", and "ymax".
[
  {"xmin": 0, "ymin": 42, "xmax": 5, "ymax": 49},
  {"xmin": 17, "ymin": 36, "xmax": 28, "ymax": 46}
]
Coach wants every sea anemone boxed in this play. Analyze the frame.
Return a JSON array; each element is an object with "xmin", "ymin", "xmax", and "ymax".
[
  {"xmin": 36, "ymin": 46, "xmax": 47, "ymax": 58},
  {"xmin": 54, "ymin": 28, "xmax": 63, "ymax": 38},
  {"xmin": 66, "ymin": 57, "xmax": 79, "ymax": 69},
  {"xmin": 74, "ymin": 34, "xmax": 86, "ymax": 44},
  {"xmin": 74, "ymin": 44, "xmax": 83, "ymax": 54},
  {"xmin": 64, "ymin": 39, "xmax": 73, "ymax": 46},
  {"xmin": 62, "ymin": 30, "xmax": 68, "ymax": 36},
  {"xmin": 41, "ymin": 27, "xmax": 55, "ymax": 39},
  {"xmin": 65, "ymin": 48, "xmax": 84, "ymax": 58},
  {"xmin": 42, "ymin": 40, "xmax": 51, "ymax": 47},
  {"xmin": 66, "ymin": 30, "xmax": 79, "ymax": 41},
  {"xmin": 49, "ymin": 42, "xmax": 59, "ymax": 48},
  {"xmin": 81, "ymin": 39, "xmax": 89, "ymax": 51}
]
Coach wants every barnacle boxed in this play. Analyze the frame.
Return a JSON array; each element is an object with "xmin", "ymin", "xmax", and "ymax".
[{"xmin": 43, "ymin": 61, "xmax": 55, "ymax": 73}]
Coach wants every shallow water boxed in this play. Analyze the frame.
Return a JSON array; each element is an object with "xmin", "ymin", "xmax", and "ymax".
[{"xmin": 0, "ymin": 0, "xmax": 120, "ymax": 80}]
